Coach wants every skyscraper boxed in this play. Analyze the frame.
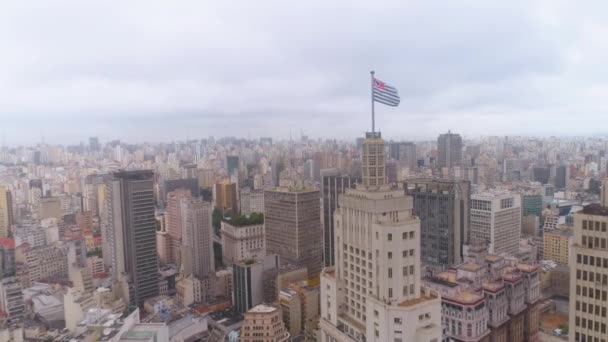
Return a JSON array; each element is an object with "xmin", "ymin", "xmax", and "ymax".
[
  {"xmin": 106, "ymin": 170, "xmax": 159, "ymax": 307},
  {"xmin": 0, "ymin": 237, "xmax": 15, "ymax": 277},
  {"xmin": 389, "ymin": 141, "xmax": 417, "ymax": 171},
  {"xmin": 180, "ymin": 198, "xmax": 214, "ymax": 291},
  {"xmin": 233, "ymin": 254, "xmax": 279, "ymax": 314},
  {"xmin": 470, "ymin": 192, "xmax": 521, "ymax": 255},
  {"xmin": 166, "ymin": 188, "xmax": 192, "ymax": 268},
  {"xmin": 0, "ymin": 186, "xmax": 13, "ymax": 238},
  {"xmin": 264, "ymin": 187, "xmax": 322, "ymax": 278},
  {"xmin": 437, "ymin": 131, "xmax": 463, "ymax": 169},
  {"xmin": 241, "ymin": 304, "xmax": 290, "ymax": 342},
  {"xmin": 320, "ymin": 169, "xmax": 356, "ymax": 267},
  {"xmin": 569, "ymin": 179, "xmax": 608, "ymax": 342},
  {"xmin": 214, "ymin": 181, "xmax": 238, "ymax": 214},
  {"xmin": 405, "ymin": 179, "xmax": 470, "ymax": 266},
  {"xmin": 227, "ymin": 155, "xmax": 240, "ymax": 177},
  {"xmin": 555, "ymin": 165, "xmax": 569, "ymax": 190},
  {"xmin": 320, "ymin": 132, "xmax": 442, "ymax": 342}
]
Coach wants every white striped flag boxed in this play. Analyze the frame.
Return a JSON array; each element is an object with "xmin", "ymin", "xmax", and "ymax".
[{"xmin": 373, "ymin": 77, "xmax": 400, "ymax": 107}]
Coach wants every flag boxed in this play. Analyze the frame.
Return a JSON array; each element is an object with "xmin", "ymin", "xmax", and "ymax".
[{"xmin": 373, "ymin": 78, "xmax": 400, "ymax": 107}]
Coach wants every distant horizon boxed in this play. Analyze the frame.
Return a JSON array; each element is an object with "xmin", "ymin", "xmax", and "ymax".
[{"xmin": 3, "ymin": 130, "xmax": 608, "ymax": 148}]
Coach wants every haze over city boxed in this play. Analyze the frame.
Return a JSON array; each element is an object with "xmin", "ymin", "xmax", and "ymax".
[
  {"xmin": 2, "ymin": 2, "xmax": 608, "ymax": 342},
  {"xmin": 3, "ymin": 1, "xmax": 608, "ymax": 144}
]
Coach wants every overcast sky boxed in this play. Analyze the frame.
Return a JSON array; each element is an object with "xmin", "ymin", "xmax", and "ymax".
[{"xmin": 1, "ymin": 1, "xmax": 608, "ymax": 145}]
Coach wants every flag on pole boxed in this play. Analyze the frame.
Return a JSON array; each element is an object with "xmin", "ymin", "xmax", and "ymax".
[{"xmin": 372, "ymin": 78, "xmax": 400, "ymax": 107}]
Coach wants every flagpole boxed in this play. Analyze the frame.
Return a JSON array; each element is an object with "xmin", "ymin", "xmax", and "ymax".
[{"xmin": 371, "ymin": 70, "xmax": 375, "ymax": 134}]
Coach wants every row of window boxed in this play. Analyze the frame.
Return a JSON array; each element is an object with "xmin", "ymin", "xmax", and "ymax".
[
  {"xmin": 576, "ymin": 254, "xmax": 608, "ymax": 268},
  {"xmin": 574, "ymin": 332, "xmax": 606, "ymax": 342},
  {"xmin": 574, "ymin": 316, "xmax": 607, "ymax": 334},
  {"xmin": 576, "ymin": 269, "xmax": 608, "ymax": 285},
  {"xmin": 575, "ymin": 301, "xmax": 607, "ymax": 317},
  {"xmin": 575, "ymin": 285, "xmax": 608, "ymax": 301},
  {"xmin": 383, "ymin": 231, "xmax": 415, "ymax": 241},
  {"xmin": 581, "ymin": 235, "xmax": 607, "ymax": 249},
  {"xmin": 582, "ymin": 220, "xmax": 607, "ymax": 232}
]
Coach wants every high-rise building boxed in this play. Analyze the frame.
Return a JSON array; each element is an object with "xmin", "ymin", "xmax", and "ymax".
[
  {"xmin": 405, "ymin": 179, "xmax": 470, "ymax": 266},
  {"xmin": 569, "ymin": 183, "xmax": 608, "ymax": 342},
  {"xmin": 389, "ymin": 142, "xmax": 417, "ymax": 171},
  {"xmin": 0, "ymin": 276, "xmax": 25, "ymax": 320},
  {"xmin": 321, "ymin": 169, "xmax": 356, "ymax": 267},
  {"xmin": 106, "ymin": 170, "xmax": 159, "ymax": 307},
  {"xmin": 227, "ymin": 155, "xmax": 240, "ymax": 177},
  {"xmin": 89, "ymin": 137, "xmax": 100, "ymax": 152},
  {"xmin": 320, "ymin": 132, "xmax": 442, "ymax": 342},
  {"xmin": 166, "ymin": 188, "xmax": 192, "ymax": 268},
  {"xmin": 543, "ymin": 228, "xmax": 572, "ymax": 264},
  {"xmin": 0, "ymin": 237, "xmax": 15, "ymax": 277},
  {"xmin": 437, "ymin": 131, "xmax": 463, "ymax": 169},
  {"xmin": 180, "ymin": 198, "xmax": 214, "ymax": 284},
  {"xmin": 264, "ymin": 187, "xmax": 322, "ymax": 278},
  {"xmin": 232, "ymin": 254, "xmax": 279, "ymax": 314},
  {"xmin": 0, "ymin": 186, "xmax": 13, "ymax": 238},
  {"xmin": 221, "ymin": 214, "xmax": 265, "ymax": 265},
  {"xmin": 533, "ymin": 166, "xmax": 550, "ymax": 184},
  {"xmin": 214, "ymin": 181, "xmax": 238, "ymax": 214},
  {"xmin": 555, "ymin": 165, "xmax": 569, "ymax": 190},
  {"xmin": 241, "ymin": 304, "xmax": 290, "ymax": 342},
  {"xmin": 239, "ymin": 187, "xmax": 264, "ymax": 215},
  {"xmin": 470, "ymin": 192, "xmax": 522, "ymax": 255}
]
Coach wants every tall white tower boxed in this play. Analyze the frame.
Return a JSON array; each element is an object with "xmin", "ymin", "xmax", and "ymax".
[{"xmin": 319, "ymin": 132, "xmax": 442, "ymax": 342}]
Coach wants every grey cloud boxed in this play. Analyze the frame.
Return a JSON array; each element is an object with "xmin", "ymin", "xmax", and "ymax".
[{"xmin": 0, "ymin": 1, "xmax": 605, "ymax": 144}]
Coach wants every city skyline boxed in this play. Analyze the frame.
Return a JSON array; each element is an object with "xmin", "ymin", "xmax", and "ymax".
[{"xmin": 3, "ymin": 2, "xmax": 608, "ymax": 143}]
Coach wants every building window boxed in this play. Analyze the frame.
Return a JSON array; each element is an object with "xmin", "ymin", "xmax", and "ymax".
[
  {"xmin": 394, "ymin": 317, "xmax": 402, "ymax": 324},
  {"xmin": 402, "ymin": 232, "xmax": 407, "ymax": 240},
  {"xmin": 409, "ymin": 231, "xmax": 414, "ymax": 239},
  {"xmin": 388, "ymin": 233, "xmax": 392, "ymax": 241},
  {"xmin": 388, "ymin": 252, "xmax": 392, "ymax": 259},
  {"xmin": 388, "ymin": 288, "xmax": 393, "ymax": 298},
  {"xmin": 388, "ymin": 268, "xmax": 393, "ymax": 278}
]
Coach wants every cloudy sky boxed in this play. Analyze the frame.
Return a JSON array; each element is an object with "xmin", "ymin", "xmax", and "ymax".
[{"xmin": 1, "ymin": 1, "xmax": 608, "ymax": 144}]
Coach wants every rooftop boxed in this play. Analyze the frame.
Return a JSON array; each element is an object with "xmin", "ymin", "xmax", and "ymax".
[
  {"xmin": 485, "ymin": 255, "xmax": 502, "ymax": 263},
  {"xmin": 222, "ymin": 213, "xmax": 264, "ymax": 226},
  {"xmin": 458, "ymin": 262, "xmax": 483, "ymax": 272},
  {"xmin": 581, "ymin": 203, "xmax": 608, "ymax": 216},
  {"xmin": 248, "ymin": 304, "xmax": 278, "ymax": 314},
  {"xmin": 444, "ymin": 291, "xmax": 485, "ymax": 305},
  {"xmin": 516, "ymin": 263, "xmax": 538, "ymax": 273},
  {"xmin": 398, "ymin": 289, "xmax": 439, "ymax": 308}
]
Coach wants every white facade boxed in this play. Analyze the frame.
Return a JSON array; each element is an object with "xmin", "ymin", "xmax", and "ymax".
[
  {"xmin": 221, "ymin": 221, "xmax": 265, "ymax": 265},
  {"xmin": 470, "ymin": 192, "xmax": 521, "ymax": 255},
  {"xmin": 319, "ymin": 133, "xmax": 442, "ymax": 342},
  {"xmin": 240, "ymin": 188, "xmax": 264, "ymax": 215}
]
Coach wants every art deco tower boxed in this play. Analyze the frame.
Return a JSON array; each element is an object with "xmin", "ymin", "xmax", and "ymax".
[{"xmin": 319, "ymin": 132, "xmax": 442, "ymax": 342}]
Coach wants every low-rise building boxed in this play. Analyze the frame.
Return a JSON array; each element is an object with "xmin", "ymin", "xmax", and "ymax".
[{"xmin": 241, "ymin": 304, "xmax": 290, "ymax": 342}]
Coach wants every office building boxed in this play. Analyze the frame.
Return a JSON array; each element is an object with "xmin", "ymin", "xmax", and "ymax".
[
  {"xmin": 533, "ymin": 166, "xmax": 550, "ymax": 185},
  {"xmin": 264, "ymin": 187, "xmax": 322, "ymax": 278},
  {"xmin": 165, "ymin": 188, "xmax": 192, "ymax": 268},
  {"xmin": 437, "ymin": 131, "xmax": 463, "ymax": 169},
  {"xmin": 555, "ymin": 165, "xmax": 569, "ymax": 190},
  {"xmin": 0, "ymin": 238, "xmax": 15, "ymax": 277},
  {"xmin": 106, "ymin": 170, "xmax": 159, "ymax": 307},
  {"xmin": 164, "ymin": 178, "xmax": 199, "ymax": 201},
  {"xmin": 543, "ymin": 228, "xmax": 573, "ymax": 265},
  {"xmin": 221, "ymin": 214, "xmax": 265, "ymax": 265},
  {"xmin": 278, "ymin": 280, "xmax": 320, "ymax": 338},
  {"xmin": 232, "ymin": 254, "xmax": 279, "ymax": 314},
  {"xmin": 0, "ymin": 277, "xmax": 25, "ymax": 320},
  {"xmin": 405, "ymin": 179, "xmax": 470, "ymax": 266},
  {"xmin": 239, "ymin": 187, "xmax": 264, "ymax": 215},
  {"xmin": 180, "ymin": 198, "xmax": 214, "ymax": 294},
  {"xmin": 321, "ymin": 169, "xmax": 356, "ymax": 267},
  {"xmin": 470, "ymin": 192, "xmax": 522, "ymax": 255},
  {"xmin": 320, "ymin": 132, "xmax": 442, "ymax": 342},
  {"xmin": 0, "ymin": 186, "xmax": 12, "ymax": 238},
  {"xmin": 214, "ymin": 181, "xmax": 238, "ymax": 214},
  {"xmin": 568, "ymin": 183, "xmax": 608, "ymax": 342},
  {"xmin": 227, "ymin": 155, "xmax": 239, "ymax": 177},
  {"xmin": 389, "ymin": 141, "xmax": 417, "ymax": 171},
  {"xmin": 241, "ymin": 304, "xmax": 290, "ymax": 342}
]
